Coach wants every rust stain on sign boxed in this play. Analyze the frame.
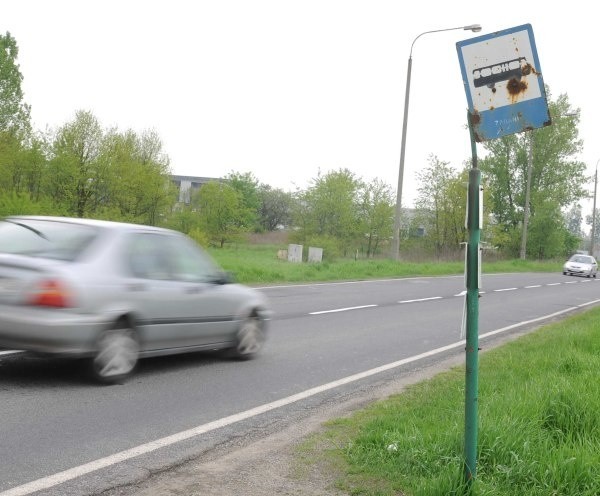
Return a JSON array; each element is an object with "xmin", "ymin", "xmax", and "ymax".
[{"xmin": 507, "ymin": 78, "xmax": 528, "ymax": 97}]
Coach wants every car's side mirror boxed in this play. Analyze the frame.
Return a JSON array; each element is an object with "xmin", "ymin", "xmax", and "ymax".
[{"xmin": 210, "ymin": 271, "xmax": 235, "ymax": 285}]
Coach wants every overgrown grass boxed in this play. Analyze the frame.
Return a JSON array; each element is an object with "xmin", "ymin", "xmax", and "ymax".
[
  {"xmin": 207, "ymin": 244, "xmax": 563, "ymax": 285},
  {"xmin": 303, "ymin": 307, "xmax": 600, "ymax": 495}
]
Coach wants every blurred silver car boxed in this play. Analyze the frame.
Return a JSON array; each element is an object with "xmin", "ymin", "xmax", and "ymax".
[
  {"xmin": 562, "ymin": 254, "xmax": 598, "ymax": 278},
  {"xmin": 0, "ymin": 216, "xmax": 271, "ymax": 383}
]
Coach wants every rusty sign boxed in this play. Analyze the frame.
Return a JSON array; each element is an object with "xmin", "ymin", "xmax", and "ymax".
[{"xmin": 456, "ymin": 24, "xmax": 550, "ymax": 142}]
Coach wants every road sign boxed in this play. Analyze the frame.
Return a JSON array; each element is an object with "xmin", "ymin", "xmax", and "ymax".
[{"xmin": 456, "ymin": 24, "xmax": 550, "ymax": 142}]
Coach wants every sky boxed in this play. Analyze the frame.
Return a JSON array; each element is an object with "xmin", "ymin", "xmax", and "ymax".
[{"xmin": 3, "ymin": 0, "xmax": 599, "ymax": 213}]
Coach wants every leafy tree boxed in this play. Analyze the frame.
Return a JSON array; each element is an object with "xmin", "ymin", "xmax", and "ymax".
[
  {"xmin": 564, "ymin": 203, "xmax": 583, "ymax": 238},
  {"xmin": 292, "ymin": 168, "xmax": 362, "ymax": 254},
  {"xmin": 0, "ymin": 32, "xmax": 30, "ymax": 135},
  {"xmin": 257, "ymin": 184, "xmax": 292, "ymax": 231},
  {"xmin": 99, "ymin": 128, "xmax": 175, "ymax": 224},
  {"xmin": 48, "ymin": 110, "xmax": 104, "ymax": 217},
  {"xmin": 226, "ymin": 171, "xmax": 260, "ymax": 230},
  {"xmin": 585, "ymin": 209, "xmax": 600, "ymax": 248},
  {"xmin": 527, "ymin": 200, "xmax": 575, "ymax": 258},
  {"xmin": 193, "ymin": 181, "xmax": 244, "ymax": 247},
  {"xmin": 480, "ymin": 91, "xmax": 586, "ymax": 257},
  {"xmin": 0, "ymin": 32, "xmax": 37, "ymax": 204},
  {"xmin": 358, "ymin": 178, "xmax": 394, "ymax": 257},
  {"xmin": 414, "ymin": 155, "xmax": 467, "ymax": 256}
]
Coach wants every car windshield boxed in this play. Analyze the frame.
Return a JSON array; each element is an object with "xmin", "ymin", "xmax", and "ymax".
[
  {"xmin": 570, "ymin": 255, "xmax": 593, "ymax": 264},
  {"xmin": 0, "ymin": 219, "xmax": 98, "ymax": 261}
]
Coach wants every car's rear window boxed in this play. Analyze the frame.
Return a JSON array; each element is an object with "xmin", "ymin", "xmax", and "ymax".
[{"xmin": 0, "ymin": 219, "xmax": 99, "ymax": 261}]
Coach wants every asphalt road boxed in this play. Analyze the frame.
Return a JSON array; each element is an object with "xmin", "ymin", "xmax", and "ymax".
[{"xmin": 1, "ymin": 272, "xmax": 599, "ymax": 495}]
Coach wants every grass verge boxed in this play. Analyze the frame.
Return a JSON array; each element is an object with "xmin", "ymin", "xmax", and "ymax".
[
  {"xmin": 297, "ymin": 306, "xmax": 600, "ymax": 495},
  {"xmin": 208, "ymin": 244, "xmax": 562, "ymax": 285}
]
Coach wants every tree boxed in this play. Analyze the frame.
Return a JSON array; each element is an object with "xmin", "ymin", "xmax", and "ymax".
[
  {"xmin": 226, "ymin": 171, "xmax": 260, "ymax": 231},
  {"xmin": 414, "ymin": 155, "xmax": 467, "ymax": 256},
  {"xmin": 0, "ymin": 32, "xmax": 30, "ymax": 135},
  {"xmin": 585, "ymin": 209, "xmax": 600, "ymax": 247},
  {"xmin": 48, "ymin": 110, "xmax": 104, "ymax": 217},
  {"xmin": 358, "ymin": 178, "xmax": 394, "ymax": 257},
  {"xmin": 0, "ymin": 32, "xmax": 36, "ymax": 202},
  {"xmin": 527, "ymin": 200, "xmax": 575, "ymax": 259},
  {"xmin": 99, "ymin": 128, "xmax": 175, "ymax": 225},
  {"xmin": 480, "ymin": 91, "xmax": 587, "ymax": 257},
  {"xmin": 564, "ymin": 203, "xmax": 583, "ymax": 239},
  {"xmin": 193, "ymin": 181, "xmax": 244, "ymax": 247},
  {"xmin": 291, "ymin": 169, "xmax": 362, "ymax": 255},
  {"xmin": 257, "ymin": 184, "xmax": 292, "ymax": 231}
]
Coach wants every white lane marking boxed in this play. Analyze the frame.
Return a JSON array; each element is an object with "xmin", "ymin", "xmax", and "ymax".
[
  {"xmin": 564, "ymin": 281, "xmax": 578, "ymax": 284},
  {"xmin": 493, "ymin": 288, "xmax": 517, "ymax": 292},
  {"xmin": 0, "ymin": 350, "xmax": 23, "ymax": 356},
  {"xmin": 399, "ymin": 296, "xmax": 443, "ymax": 304},
  {"xmin": 5, "ymin": 299, "xmax": 600, "ymax": 496},
  {"xmin": 546, "ymin": 283, "xmax": 561, "ymax": 286},
  {"xmin": 309, "ymin": 304, "xmax": 378, "ymax": 315},
  {"xmin": 524, "ymin": 285, "xmax": 541, "ymax": 288},
  {"xmin": 454, "ymin": 291, "xmax": 467, "ymax": 296},
  {"xmin": 581, "ymin": 280, "xmax": 592, "ymax": 283}
]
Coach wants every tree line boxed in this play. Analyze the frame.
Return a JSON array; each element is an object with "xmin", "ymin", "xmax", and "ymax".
[{"xmin": 0, "ymin": 31, "xmax": 593, "ymax": 260}]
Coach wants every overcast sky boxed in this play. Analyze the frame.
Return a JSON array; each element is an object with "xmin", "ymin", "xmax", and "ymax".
[{"xmin": 3, "ymin": 0, "xmax": 598, "ymax": 211}]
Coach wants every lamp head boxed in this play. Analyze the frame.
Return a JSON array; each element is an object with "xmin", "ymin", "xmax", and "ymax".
[{"xmin": 464, "ymin": 24, "xmax": 482, "ymax": 32}]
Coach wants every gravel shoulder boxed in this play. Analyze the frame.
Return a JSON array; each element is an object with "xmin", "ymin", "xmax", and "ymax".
[{"xmin": 100, "ymin": 327, "xmax": 537, "ymax": 496}]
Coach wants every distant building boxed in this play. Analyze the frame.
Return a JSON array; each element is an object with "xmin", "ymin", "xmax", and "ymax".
[{"xmin": 170, "ymin": 175, "xmax": 218, "ymax": 204}]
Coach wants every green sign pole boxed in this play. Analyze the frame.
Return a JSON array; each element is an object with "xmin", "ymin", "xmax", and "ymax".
[{"xmin": 463, "ymin": 112, "xmax": 481, "ymax": 488}]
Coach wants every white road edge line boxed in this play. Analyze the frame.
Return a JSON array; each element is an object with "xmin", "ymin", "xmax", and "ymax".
[
  {"xmin": 524, "ymin": 285, "xmax": 541, "ymax": 288},
  {"xmin": 399, "ymin": 296, "xmax": 442, "ymax": 304},
  {"xmin": 493, "ymin": 288, "xmax": 517, "ymax": 292},
  {"xmin": 3, "ymin": 299, "xmax": 600, "ymax": 496},
  {"xmin": 309, "ymin": 304, "xmax": 378, "ymax": 315},
  {"xmin": 546, "ymin": 283, "xmax": 561, "ymax": 286}
]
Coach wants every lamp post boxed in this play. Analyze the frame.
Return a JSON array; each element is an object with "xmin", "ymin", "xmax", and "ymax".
[
  {"xmin": 519, "ymin": 112, "xmax": 578, "ymax": 259},
  {"xmin": 391, "ymin": 24, "xmax": 482, "ymax": 260},
  {"xmin": 591, "ymin": 159, "xmax": 599, "ymax": 256}
]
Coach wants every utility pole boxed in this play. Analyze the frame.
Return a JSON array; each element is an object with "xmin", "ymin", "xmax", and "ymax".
[
  {"xmin": 591, "ymin": 160, "xmax": 598, "ymax": 256},
  {"xmin": 520, "ymin": 130, "xmax": 534, "ymax": 259}
]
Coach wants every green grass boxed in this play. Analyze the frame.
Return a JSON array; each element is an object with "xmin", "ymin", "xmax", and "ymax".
[
  {"xmin": 300, "ymin": 307, "xmax": 600, "ymax": 495},
  {"xmin": 207, "ymin": 244, "xmax": 562, "ymax": 285}
]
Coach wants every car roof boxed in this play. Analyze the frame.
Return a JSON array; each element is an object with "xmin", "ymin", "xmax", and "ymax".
[{"xmin": 5, "ymin": 215, "xmax": 173, "ymax": 234}]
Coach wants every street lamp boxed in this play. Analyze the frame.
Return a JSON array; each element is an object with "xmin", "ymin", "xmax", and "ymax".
[
  {"xmin": 391, "ymin": 24, "xmax": 482, "ymax": 260},
  {"xmin": 591, "ymin": 159, "xmax": 599, "ymax": 256},
  {"xmin": 519, "ymin": 111, "xmax": 578, "ymax": 259}
]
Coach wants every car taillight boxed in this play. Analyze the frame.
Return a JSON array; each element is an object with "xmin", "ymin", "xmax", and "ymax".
[{"xmin": 28, "ymin": 280, "xmax": 73, "ymax": 308}]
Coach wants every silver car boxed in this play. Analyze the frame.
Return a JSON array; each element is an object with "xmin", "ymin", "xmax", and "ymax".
[
  {"xmin": 0, "ymin": 216, "xmax": 271, "ymax": 383},
  {"xmin": 562, "ymin": 254, "xmax": 598, "ymax": 278}
]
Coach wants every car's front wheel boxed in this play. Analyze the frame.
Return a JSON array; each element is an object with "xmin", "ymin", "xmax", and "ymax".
[
  {"xmin": 91, "ymin": 325, "xmax": 139, "ymax": 384},
  {"xmin": 227, "ymin": 316, "xmax": 265, "ymax": 360}
]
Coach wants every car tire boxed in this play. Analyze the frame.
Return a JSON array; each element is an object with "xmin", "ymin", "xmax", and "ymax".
[
  {"xmin": 563, "ymin": 271, "xmax": 567, "ymax": 275},
  {"xmin": 226, "ymin": 316, "xmax": 265, "ymax": 360},
  {"xmin": 91, "ymin": 325, "xmax": 139, "ymax": 384}
]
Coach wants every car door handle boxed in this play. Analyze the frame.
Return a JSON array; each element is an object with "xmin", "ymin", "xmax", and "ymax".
[
  {"xmin": 185, "ymin": 286, "xmax": 204, "ymax": 294},
  {"xmin": 127, "ymin": 283, "xmax": 147, "ymax": 292}
]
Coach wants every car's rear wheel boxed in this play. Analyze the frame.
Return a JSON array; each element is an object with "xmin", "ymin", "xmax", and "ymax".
[
  {"xmin": 91, "ymin": 325, "xmax": 139, "ymax": 384},
  {"xmin": 227, "ymin": 316, "xmax": 265, "ymax": 360}
]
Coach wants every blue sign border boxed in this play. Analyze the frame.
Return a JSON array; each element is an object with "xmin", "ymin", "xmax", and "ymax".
[{"xmin": 456, "ymin": 24, "xmax": 551, "ymax": 141}]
